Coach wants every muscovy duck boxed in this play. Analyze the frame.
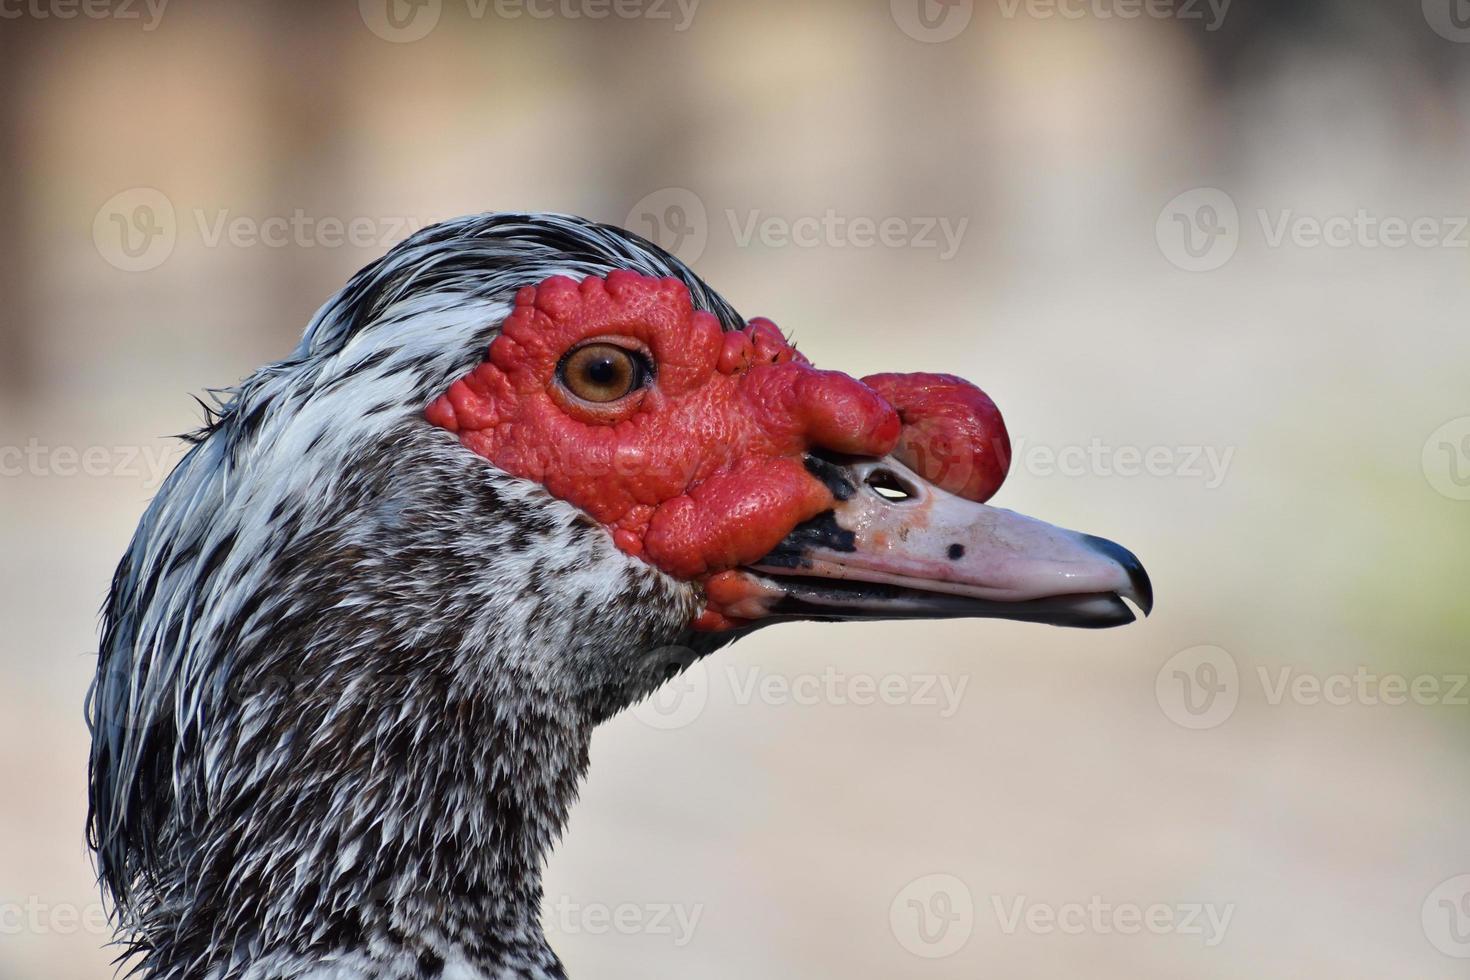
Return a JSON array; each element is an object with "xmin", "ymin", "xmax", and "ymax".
[{"xmin": 87, "ymin": 212, "xmax": 1151, "ymax": 980}]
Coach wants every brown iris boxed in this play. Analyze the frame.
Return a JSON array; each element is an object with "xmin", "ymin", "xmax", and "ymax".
[{"xmin": 558, "ymin": 342, "xmax": 649, "ymax": 404}]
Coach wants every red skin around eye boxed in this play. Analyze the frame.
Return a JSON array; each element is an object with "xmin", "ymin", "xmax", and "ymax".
[
  {"xmin": 425, "ymin": 272, "xmax": 900, "ymax": 585},
  {"xmin": 426, "ymin": 272, "xmax": 1011, "ymax": 626}
]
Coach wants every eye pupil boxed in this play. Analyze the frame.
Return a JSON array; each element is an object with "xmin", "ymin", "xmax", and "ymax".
[
  {"xmin": 558, "ymin": 342, "xmax": 651, "ymax": 405},
  {"xmin": 586, "ymin": 357, "xmax": 618, "ymax": 385}
]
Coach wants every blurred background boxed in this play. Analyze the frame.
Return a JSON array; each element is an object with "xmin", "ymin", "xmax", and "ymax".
[{"xmin": 3, "ymin": 1, "xmax": 1469, "ymax": 977}]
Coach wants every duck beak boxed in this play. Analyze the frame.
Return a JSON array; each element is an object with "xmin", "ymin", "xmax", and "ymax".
[{"xmin": 722, "ymin": 454, "xmax": 1152, "ymax": 628}]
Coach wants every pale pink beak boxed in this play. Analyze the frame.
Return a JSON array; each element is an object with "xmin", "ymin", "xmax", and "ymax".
[{"xmin": 729, "ymin": 454, "xmax": 1152, "ymax": 628}]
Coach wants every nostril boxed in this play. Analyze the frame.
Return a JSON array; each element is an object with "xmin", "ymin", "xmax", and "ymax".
[{"xmin": 865, "ymin": 468, "xmax": 917, "ymax": 503}]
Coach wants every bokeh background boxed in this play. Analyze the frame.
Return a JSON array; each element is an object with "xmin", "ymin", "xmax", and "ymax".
[{"xmin": 3, "ymin": 1, "xmax": 1469, "ymax": 977}]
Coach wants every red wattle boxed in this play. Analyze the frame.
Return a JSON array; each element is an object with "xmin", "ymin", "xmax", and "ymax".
[{"xmin": 861, "ymin": 372, "xmax": 1011, "ymax": 503}]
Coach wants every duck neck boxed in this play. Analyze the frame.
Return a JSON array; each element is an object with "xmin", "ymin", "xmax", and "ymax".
[
  {"xmin": 104, "ymin": 425, "xmax": 708, "ymax": 980},
  {"xmin": 146, "ymin": 679, "xmax": 594, "ymax": 980}
]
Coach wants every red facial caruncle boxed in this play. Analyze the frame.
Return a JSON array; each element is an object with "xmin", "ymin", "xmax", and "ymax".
[
  {"xmin": 426, "ymin": 270, "xmax": 1148, "ymax": 633},
  {"xmin": 861, "ymin": 372, "xmax": 1011, "ymax": 504},
  {"xmin": 426, "ymin": 272, "xmax": 901, "ymax": 578}
]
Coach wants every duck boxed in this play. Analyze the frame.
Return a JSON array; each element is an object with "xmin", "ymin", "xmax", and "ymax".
[{"xmin": 87, "ymin": 212, "xmax": 1151, "ymax": 979}]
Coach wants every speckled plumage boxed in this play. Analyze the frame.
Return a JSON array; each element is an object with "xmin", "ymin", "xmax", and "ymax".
[{"xmin": 88, "ymin": 214, "xmax": 743, "ymax": 980}]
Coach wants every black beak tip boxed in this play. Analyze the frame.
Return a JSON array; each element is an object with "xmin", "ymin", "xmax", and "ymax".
[{"xmin": 1080, "ymin": 533, "xmax": 1154, "ymax": 618}]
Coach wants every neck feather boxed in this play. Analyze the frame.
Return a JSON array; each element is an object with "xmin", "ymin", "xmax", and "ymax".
[{"xmin": 93, "ymin": 420, "xmax": 699, "ymax": 979}]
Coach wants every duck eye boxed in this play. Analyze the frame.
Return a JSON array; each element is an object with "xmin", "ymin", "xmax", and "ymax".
[{"xmin": 558, "ymin": 342, "xmax": 649, "ymax": 404}]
